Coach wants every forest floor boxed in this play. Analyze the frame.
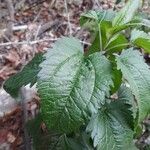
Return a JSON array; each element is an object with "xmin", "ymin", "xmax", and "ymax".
[{"xmin": 0, "ymin": 0, "xmax": 150, "ymax": 149}]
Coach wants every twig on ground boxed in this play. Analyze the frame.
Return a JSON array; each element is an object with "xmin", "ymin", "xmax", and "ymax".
[
  {"xmin": 0, "ymin": 38, "xmax": 91, "ymax": 47},
  {"xmin": 64, "ymin": 0, "xmax": 72, "ymax": 35},
  {"xmin": 2, "ymin": 34, "xmax": 11, "ymax": 42},
  {"xmin": 5, "ymin": 0, "xmax": 15, "ymax": 22},
  {"xmin": 5, "ymin": 0, "xmax": 15, "ymax": 37},
  {"xmin": 0, "ymin": 25, "xmax": 28, "ymax": 39},
  {"xmin": 33, "ymin": 9, "xmax": 42, "ymax": 22},
  {"xmin": 34, "ymin": 25, "xmax": 42, "ymax": 40},
  {"xmin": 20, "ymin": 87, "xmax": 32, "ymax": 150},
  {"xmin": 50, "ymin": 0, "xmax": 56, "ymax": 7},
  {"xmin": 37, "ymin": 20, "xmax": 60, "ymax": 36}
]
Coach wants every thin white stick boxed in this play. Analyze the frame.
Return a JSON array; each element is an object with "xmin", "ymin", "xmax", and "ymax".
[
  {"xmin": 81, "ymin": 41, "xmax": 91, "ymax": 46},
  {"xmin": 1, "ymin": 25, "xmax": 28, "ymax": 33},
  {"xmin": 34, "ymin": 24, "xmax": 42, "ymax": 40},
  {"xmin": 33, "ymin": 9, "xmax": 42, "ymax": 22},
  {"xmin": 64, "ymin": 0, "xmax": 72, "ymax": 35}
]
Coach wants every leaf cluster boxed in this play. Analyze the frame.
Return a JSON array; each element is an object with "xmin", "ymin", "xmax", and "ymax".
[{"xmin": 4, "ymin": 0, "xmax": 150, "ymax": 149}]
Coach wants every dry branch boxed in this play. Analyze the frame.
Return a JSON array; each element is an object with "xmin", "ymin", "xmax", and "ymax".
[
  {"xmin": 0, "ymin": 38, "xmax": 91, "ymax": 47},
  {"xmin": 5, "ymin": 0, "xmax": 15, "ymax": 37},
  {"xmin": 64, "ymin": 0, "xmax": 72, "ymax": 35},
  {"xmin": 5, "ymin": 0, "xmax": 15, "ymax": 22},
  {"xmin": 37, "ymin": 20, "xmax": 60, "ymax": 36},
  {"xmin": 1, "ymin": 25, "xmax": 28, "ymax": 33}
]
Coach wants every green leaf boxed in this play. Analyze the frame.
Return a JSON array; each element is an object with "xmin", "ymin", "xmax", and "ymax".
[
  {"xmin": 80, "ymin": 10, "xmax": 100, "ymax": 26},
  {"xmin": 86, "ymin": 86, "xmax": 135, "ymax": 150},
  {"xmin": 26, "ymin": 114, "xmax": 61, "ymax": 150},
  {"xmin": 131, "ymin": 29, "xmax": 150, "ymax": 53},
  {"xmin": 109, "ymin": 55, "xmax": 122, "ymax": 94},
  {"xmin": 111, "ymin": 68, "xmax": 122, "ymax": 94},
  {"xmin": 105, "ymin": 34, "xmax": 128, "ymax": 53},
  {"xmin": 60, "ymin": 133, "xmax": 94, "ymax": 150},
  {"xmin": 80, "ymin": 10, "xmax": 115, "ymax": 26},
  {"xmin": 80, "ymin": 10, "xmax": 115, "ymax": 54},
  {"xmin": 131, "ymin": 29, "xmax": 150, "ymax": 41},
  {"xmin": 141, "ymin": 18, "xmax": 150, "ymax": 28},
  {"xmin": 110, "ymin": 20, "xmax": 140, "ymax": 35},
  {"xmin": 37, "ymin": 37, "xmax": 113, "ymax": 133},
  {"xmin": 116, "ymin": 48, "xmax": 150, "ymax": 123},
  {"xmin": 3, "ymin": 53, "xmax": 44, "ymax": 97},
  {"xmin": 55, "ymin": 133, "xmax": 94, "ymax": 150},
  {"xmin": 87, "ymin": 21, "xmax": 112, "ymax": 54},
  {"xmin": 113, "ymin": 0, "xmax": 142, "ymax": 26},
  {"xmin": 27, "ymin": 114, "xmax": 93, "ymax": 150},
  {"xmin": 88, "ymin": 25, "xmax": 128, "ymax": 55},
  {"xmin": 133, "ymin": 38, "xmax": 150, "ymax": 53}
]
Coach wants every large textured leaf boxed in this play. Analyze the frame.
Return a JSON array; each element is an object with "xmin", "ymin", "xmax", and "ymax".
[
  {"xmin": 3, "ymin": 53, "xmax": 44, "ymax": 97},
  {"xmin": 131, "ymin": 29, "xmax": 150, "ymax": 53},
  {"xmin": 86, "ymin": 86, "xmax": 135, "ymax": 150},
  {"xmin": 37, "ymin": 37, "xmax": 113, "ymax": 133},
  {"xmin": 113, "ymin": 0, "xmax": 142, "ymax": 26},
  {"xmin": 116, "ymin": 48, "xmax": 150, "ymax": 122}
]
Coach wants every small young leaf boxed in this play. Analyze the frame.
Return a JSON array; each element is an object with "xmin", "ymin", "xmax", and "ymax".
[
  {"xmin": 116, "ymin": 48, "xmax": 150, "ymax": 123},
  {"xmin": 134, "ymin": 38, "xmax": 150, "ymax": 53},
  {"xmin": 86, "ymin": 86, "xmax": 135, "ymax": 150},
  {"xmin": 37, "ymin": 37, "xmax": 113, "ymax": 133},
  {"xmin": 80, "ymin": 10, "xmax": 100, "ymax": 26},
  {"xmin": 141, "ymin": 18, "xmax": 150, "ymax": 28},
  {"xmin": 110, "ymin": 20, "xmax": 140, "ymax": 35},
  {"xmin": 80, "ymin": 10, "xmax": 115, "ymax": 54},
  {"xmin": 131, "ymin": 29, "xmax": 150, "ymax": 53},
  {"xmin": 105, "ymin": 34, "xmax": 128, "ymax": 53},
  {"xmin": 131, "ymin": 29, "xmax": 150, "ymax": 41},
  {"xmin": 113, "ymin": 0, "xmax": 142, "ymax": 26},
  {"xmin": 87, "ymin": 21, "xmax": 112, "ymax": 54},
  {"xmin": 3, "ymin": 53, "xmax": 44, "ymax": 97},
  {"xmin": 80, "ymin": 10, "xmax": 115, "ymax": 26}
]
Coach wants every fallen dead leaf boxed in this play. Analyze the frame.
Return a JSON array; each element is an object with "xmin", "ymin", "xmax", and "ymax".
[{"xmin": 7, "ymin": 132, "xmax": 16, "ymax": 144}]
